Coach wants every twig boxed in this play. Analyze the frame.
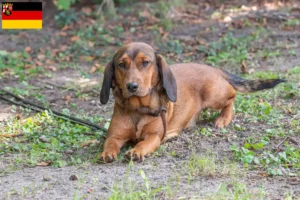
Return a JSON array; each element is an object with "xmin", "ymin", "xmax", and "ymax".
[
  {"xmin": 0, "ymin": 89, "xmax": 108, "ymax": 132},
  {"xmin": 96, "ymin": 0, "xmax": 109, "ymax": 15},
  {"xmin": 45, "ymin": 81, "xmax": 99, "ymax": 96},
  {"xmin": 276, "ymin": 137, "xmax": 287, "ymax": 148},
  {"xmin": 0, "ymin": 133, "xmax": 24, "ymax": 138}
]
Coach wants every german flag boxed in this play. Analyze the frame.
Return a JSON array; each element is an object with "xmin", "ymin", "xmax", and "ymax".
[{"xmin": 2, "ymin": 2, "xmax": 42, "ymax": 29}]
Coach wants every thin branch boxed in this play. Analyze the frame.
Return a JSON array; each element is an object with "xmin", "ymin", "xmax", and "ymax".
[{"xmin": 0, "ymin": 89, "xmax": 108, "ymax": 132}]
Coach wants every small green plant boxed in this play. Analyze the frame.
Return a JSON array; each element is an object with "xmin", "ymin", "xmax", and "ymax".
[
  {"xmin": 56, "ymin": 0, "xmax": 77, "ymax": 10},
  {"xmin": 230, "ymin": 142, "xmax": 300, "ymax": 176},
  {"xmin": 206, "ymin": 181, "xmax": 267, "ymax": 199},
  {"xmin": 108, "ymin": 170, "xmax": 169, "ymax": 200},
  {"xmin": 54, "ymin": 10, "xmax": 78, "ymax": 27},
  {"xmin": 198, "ymin": 32, "xmax": 260, "ymax": 67},
  {"xmin": 1, "ymin": 110, "xmax": 105, "ymax": 168},
  {"xmin": 0, "ymin": 51, "xmax": 39, "ymax": 81},
  {"xmin": 187, "ymin": 153, "xmax": 239, "ymax": 180}
]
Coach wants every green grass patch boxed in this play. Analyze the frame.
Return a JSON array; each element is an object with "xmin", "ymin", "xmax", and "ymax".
[
  {"xmin": 108, "ymin": 169, "xmax": 171, "ymax": 200},
  {"xmin": 0, "ymin": 110, "xmax": 105, "ymax": 168},
  {"xmin": 187, "ymin": 153, "xmax": 240, "ymax": 181},
  {"xmin": 205, "ymin": 181, "xmax": 267, "ymax": 200},
  {"xmin": 0, "ymin": 50, "xmax": 43, "ymax": 81}
]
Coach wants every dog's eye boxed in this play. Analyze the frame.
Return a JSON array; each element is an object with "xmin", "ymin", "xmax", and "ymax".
[
  {"xmin": 119, "ymin": 62, "xmax": 125, "ymax": 68},
  {"xmin": 142, "ymin": 60, "xmax": 150, "ymax": 67}
]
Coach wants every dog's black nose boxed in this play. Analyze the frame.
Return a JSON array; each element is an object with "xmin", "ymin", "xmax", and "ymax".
[{"xmin": 126, "ymin": 82, "xmax": 139, "ymax": 93}]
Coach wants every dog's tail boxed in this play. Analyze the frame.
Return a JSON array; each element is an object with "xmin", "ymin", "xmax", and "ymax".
[{"xmin": 222, "ymin": 71, "xmax": 286, "ymax": 93}]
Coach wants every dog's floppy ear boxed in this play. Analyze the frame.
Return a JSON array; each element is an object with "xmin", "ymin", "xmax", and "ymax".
[
  {"xmin": 156, "ymin": 54, "xmax": 177, "ymax": 102},
  {"xmin": 100, "ymin": 60, "xmax": 114, "ymax": 104}
]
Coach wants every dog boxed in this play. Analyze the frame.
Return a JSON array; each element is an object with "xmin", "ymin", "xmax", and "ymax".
[{"xmin": 98, "ymin": 42, "xmax": 285, "ymax": 162}]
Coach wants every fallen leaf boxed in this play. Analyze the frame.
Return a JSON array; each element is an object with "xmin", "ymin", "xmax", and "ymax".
[
  {"xmin": 24, "ymin": 64, "xmax": 32, "ymax": 69},
  {"xmin": 81, "ymin": 7, "xmax": 92, "ymax": 15},
  {"xmin": 241, "ymin": 60, "xmax": 247, "ymax": 73},
  {"xmin": 61, "ymin": 25, "xmax": 70, "ymax": 31},
  {"xmin": 60, "ymin": 45, "xmax": 68, "ymax": 51},
  {"xmin": 223, "ymin": 16, "xmax": 232, "ymax": 22},
  {"xmin": 57, "ymin": 32, "xmax": 67, "ymax": 36},
  {"xmin": 48, "ymin": 66, "xmax": 57, "ymax": 71},
  {"xmin": 64, "ymin": 95, "xmax": 71, "ymax": 102},
  {"xmin": 258, "ymin": 171, "xmax": 269, "ymax": 177},
  {"xmin": 37, "ymin": 54, "xmax": 46, "ymax": 61},
  {"xmin": 15, "ymin": 113, "xmax": 21, "ymax": 120},
  {"xmin": 18, "ymin": 32, "xmax": 28, "ymax": 38},
  {"xmin": 37, "ymin": 161, "xmax": 51, "ymax": 167},
  {"xmin": 248, "ymin": 68, "xmax": 255, "ymax": 74},
  {"xmin": 45, "ymin": 59, "xmax": 53, "ymax": 64},
  {"xmin": 80, "ymin": 140, "xmax": 100, "ymax": 147},
  {"xmin": 24, "ymin": 46, "xmax": 31, "ymax": 53},
  {"xmin": 70, "ymin": 35, "xmax": 80, "ymax": 42},
  {"xmin": 88, "ymin": 41, "xmax": 94, "ymax": 47},
  {"xmin": 90, "ymin": 66, "xmax": 97, "ymax": 74},
  {"xmin": 80, "ymin": 56, "xmax": 94, "ymax": 62},
  {"xmin": 282, "ymin": 26, "xmax": 293, "ymax": 31},
  {"xmin": 35, "ymin": 60, "xmax": 43, "ymax": 66}
]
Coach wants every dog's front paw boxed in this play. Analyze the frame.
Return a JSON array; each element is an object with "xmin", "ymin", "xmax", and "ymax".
[
  {"xmin": 98, "ymin": 150, "xmax": 118, "ymax": 163},
  {"xmin": 125, "ymin": 148, "xmax": 147, "ymax": 162},
  {"xmin": 215, "ymin": 116, "xmax": 231, "ymax": 128}
]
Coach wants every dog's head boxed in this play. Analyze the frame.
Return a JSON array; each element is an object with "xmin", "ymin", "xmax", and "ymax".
[{"xmin": 100, "ymin": 42, "xmax": 177, "ymax": 104}]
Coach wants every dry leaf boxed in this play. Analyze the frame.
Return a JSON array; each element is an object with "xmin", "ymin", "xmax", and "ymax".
[
  {"xmin": 80, "ymin": 140, "xmax": 100, "ymax": 147},
  {"xmin": 60, "ymin": 45, "xmax": 68, "ymax": 51},
  {"xmin": 70, "ymin": 35, "xmax": 80, "ymax": 42},
  {"xmin": 37, "ymin": 54, "xmax": 46, "ymax": 61},
  {"xmin": 64, "ymin": 95, "xmax": 71, "ymax": 102},
  {"xmin": 88, "ymin": 41, "xmax": 94, "ymax": 47},
  {"xmin": 258, "ymin": 171, "xmax": 269, "ymax": 177},
  {"xmin": 36, "ymin": 161, "xmax": 51, "ymax": 167},
  {"xmin": 223, "ymin": 16, "xmax": 232, "ymax": 22},
  {"xmin": 48, "ymin": 66, "xmax": 57, "ymax": 71},
  {"xmin": 241, "ymin": 60, "xmax": 247, "ymax": 74},
  {"xmin": 19, "ymin": 32, "xmax": 28, "ymax": 38},
  {"xmin": 25, "ymin": 46, "xmax": 31, "ymax": 53},
  {"xmin": 90, "ymin": 66, "xmax": 97, "ymax": 74},
  {"xmin": 81, "ymin": 7, "xmax": 92, "ymax": 15},
  {"xmin": 80, "ymin": 56, "xmax": 94, "ymax": 62},
  {"xmin": 45, "ymin": 59, "xmax": 53, "ymax": 64},
  {"xmin": 282, "ymin": 26, "xmax": 293, "ymax": 31},
  {"xmin": 61, "ymin": 25, "xmax": 70, "ymax": 31},
  {"xmin": 35, "ymin": 60, "xmax": 43, "ymax": 66},
  {"xmin": 24, "ymin": 64, "xmax": 32, "ymax": 69},
  {"xmin": 57, "ymin": 32, "xmax": 67, "ymax": 36}
]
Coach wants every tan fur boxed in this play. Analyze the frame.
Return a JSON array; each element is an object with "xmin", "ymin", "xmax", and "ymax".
[{"xmin": 99, "ymin": 43, "xmax": 238, "ymax": 162}]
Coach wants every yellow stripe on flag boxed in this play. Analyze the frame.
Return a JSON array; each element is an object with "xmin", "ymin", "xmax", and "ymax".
[{"xmin": 2, "ymin": 20, "xmax": 42, "ymax": 29}]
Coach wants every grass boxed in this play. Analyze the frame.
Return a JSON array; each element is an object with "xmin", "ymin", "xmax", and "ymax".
[
  {"xmin": 108, "ymin": 169, "xmax": 171, "ymax": 200},
  {"xmin": 203, "ymin": 181, "xmax": 267, "ymax": 200},
  {"xmin": 197, "ymin": 31, "xmax": 261, "ymax": 67},
  {"xmin": 0, "ymin": 110, "xmax": 105, "ymax": 169},
  {"xmin": 187, "ymin": 153, "xmax": 239, "ymax": 179},
  {"xmin": 227, "ymin": 68, "xmax": 299, "ymax": 176},
  {"xmin": 0, "ymin": 50, "xmax": 45, "ymax": 81},
  {"xmin": 0, "ymin": 1, "xmax": 299, "ymax": 199}
]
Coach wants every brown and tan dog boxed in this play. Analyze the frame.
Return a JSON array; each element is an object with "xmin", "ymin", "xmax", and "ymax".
[{"xmin": 98, "ymin": 42, "xmax": 285, "ymax": 162}]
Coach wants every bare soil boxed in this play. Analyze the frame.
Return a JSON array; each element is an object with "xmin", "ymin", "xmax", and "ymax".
[{"xmin": 0, "ymin": 0, "xmax": 300, "ymax": 199}]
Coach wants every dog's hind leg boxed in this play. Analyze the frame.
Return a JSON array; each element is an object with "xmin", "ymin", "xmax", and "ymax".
[{"xmin": 214, "ymin": 98, "xmax": 235, "ymax": 128}]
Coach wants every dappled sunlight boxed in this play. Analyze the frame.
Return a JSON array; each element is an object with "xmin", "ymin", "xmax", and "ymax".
[{"xmin": 0, "ymin": 0, "xmax": 299, "ymax": 198}]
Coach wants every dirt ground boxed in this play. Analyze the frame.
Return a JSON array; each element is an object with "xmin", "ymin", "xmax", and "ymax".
[{"xmin": 0, "ymin": 0, "xmax": 300, "ymax": 199}]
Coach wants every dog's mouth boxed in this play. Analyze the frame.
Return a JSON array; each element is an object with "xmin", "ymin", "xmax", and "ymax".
[{"xmin": 122, "ymin": 87, "xmax": 151, "ymax": 98}]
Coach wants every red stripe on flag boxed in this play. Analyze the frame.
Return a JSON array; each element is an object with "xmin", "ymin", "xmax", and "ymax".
[{"xmin": 2, "ymin": 11, "xmax": 42, "ymax": 20}]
